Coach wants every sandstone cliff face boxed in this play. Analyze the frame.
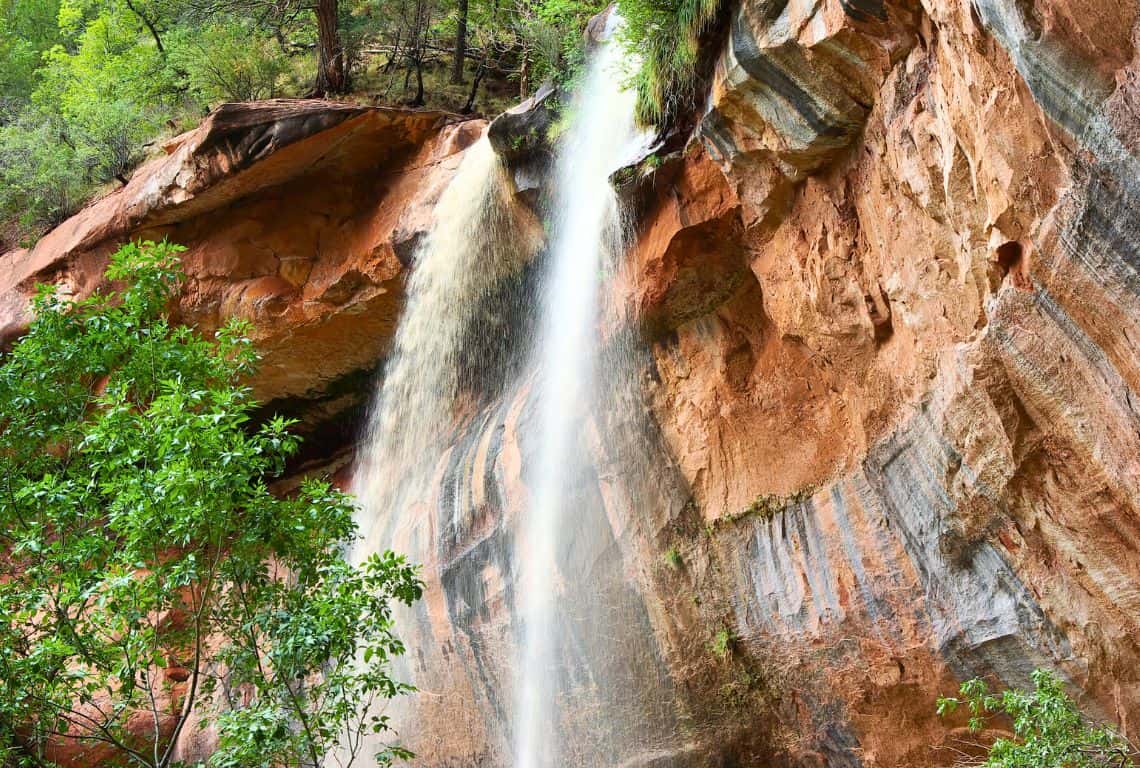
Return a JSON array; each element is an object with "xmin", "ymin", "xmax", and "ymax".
[
  {"xmin": 4, "ymin": 0, "xmax": 1140, "ymax": 764},
  {"xmin": 0, "ymin": 99, "xmax": 483, "ymax": 466},
  {"xmin": 629, "ymin": 0, "xmax": 1140, "ymax": 761}
]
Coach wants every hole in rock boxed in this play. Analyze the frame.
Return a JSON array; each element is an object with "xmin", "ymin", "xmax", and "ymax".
[
  {"xmin": 864, "ymin": 283, "xmax": 893, "ymax": 344},
  {"xmin": 995, "ymin": 240, "xmax": 1023, "ymax": 272},
  {"xmin": 993, "ymin": 240, "xmax": 1032, "ymax": 290}
]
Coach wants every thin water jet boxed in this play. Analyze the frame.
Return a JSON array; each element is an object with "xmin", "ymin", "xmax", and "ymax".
[{"xmin": 512, "ymin": 20, "xmax": 649, "ymax": 768}]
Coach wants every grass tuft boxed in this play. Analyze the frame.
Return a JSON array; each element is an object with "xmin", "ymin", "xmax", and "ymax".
[{"xmin": 617, "ymin": 0, "xmax": 724, "ymax": 125}]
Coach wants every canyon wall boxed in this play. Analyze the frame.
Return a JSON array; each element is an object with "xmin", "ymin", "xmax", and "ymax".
[
  {"xmin": 626, "ymin": 0, "xmax": 1140, "ymax": 761},
  {"xmin": 3, "ymin": 0, "xmax": 1140, "ymax": 764}
]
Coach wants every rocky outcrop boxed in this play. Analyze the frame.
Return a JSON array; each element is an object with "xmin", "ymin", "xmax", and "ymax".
[
  {"xmin": 0, "ymin": 99, "xmax": 484, "ymax": 463},
  {"xmin": 626, "ymin": 0, "xmax": 1140, "ymax": 761}
]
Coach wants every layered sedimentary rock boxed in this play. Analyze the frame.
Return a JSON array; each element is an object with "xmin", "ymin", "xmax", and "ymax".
[
  {"xmin": 4, "ymin": 0, "xmax": 1140, "ymax": 764},
  {"xmin": 628, "ymin": 0, "xmax": 1140, "ymax": 761}
]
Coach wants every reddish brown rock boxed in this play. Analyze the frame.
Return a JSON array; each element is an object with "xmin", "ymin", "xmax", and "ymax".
[
  {"xmin": 0, "ymin": 100, "xmax": 484, "ymax": 454},
  {"xmin": 618, "ymin": 0, "xmax": 1140, "ymax": 762},
  {"xmin": 6, "ymin": 0, "xmax": 1140, "ymax": 763}
]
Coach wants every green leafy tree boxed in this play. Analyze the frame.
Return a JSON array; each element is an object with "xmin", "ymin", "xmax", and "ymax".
[
  {"xmin": 0, "ymin": 0, "xmax": 64, "ymax": 117},
  {"xmin": 36, "ymin": 2, "xmax": 180, "ymax": 182},
  {"xmin": 0, "ymin": 111, "xmax": 88, "ymax": 237},
  {"xmin": 169, "ymin": 21, "xmax": 298, "ymax": 103},
  {"xmin": 0, "ymin": 0, "xmax": 189, "ymax": 243},
  {"xmin": 0, "ymin": 240, "xmax": 422, "ymax": 768},
  {"xmin": 519, "ymin": 0, "xmax": 595, "ymax": 87},
  {"xmin": 937, "ymin": 669, "xmax": 1139, "ymax": 768}
]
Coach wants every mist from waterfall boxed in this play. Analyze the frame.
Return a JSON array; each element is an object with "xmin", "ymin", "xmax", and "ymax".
[
  {"xmin": 346, "ymin": 19, "xmax": 667, "ymax": 767},
  {"xmin": 513, "ymin": 21, "xmax": 646, "ymax": 768}
]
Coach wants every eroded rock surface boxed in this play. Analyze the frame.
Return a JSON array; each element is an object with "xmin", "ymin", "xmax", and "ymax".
[{"xmin": 625, "ymin": 0, "xmax": 1140, "ymax": 761}]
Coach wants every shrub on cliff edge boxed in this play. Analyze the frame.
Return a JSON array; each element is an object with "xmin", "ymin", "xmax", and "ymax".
[
  {"xmin": 937, "ymin": 668, "xmax": 1138, "ymax": 767},
  {"xmin": 0, "ymin": 240, "xmax": 422, "ymax": 768},
  {"xmin": 617, "ymin": 0, "xmax": 721, "ymax": 125}
]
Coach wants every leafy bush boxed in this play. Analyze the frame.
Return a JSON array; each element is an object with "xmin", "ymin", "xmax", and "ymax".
[
  {"xmin": 0, "ymin": 0, "xmax": 63, "ymax": 116},
  {"xmin": 0, "ymin": 240, "xmax": 422, "ymax": 768},
  {"xmin": 937, "ymin": 669, "xmax": 1139, "ymax": 768},
  {"xmin": 170, "ymin": 23, "xmax": 301, "ymax": 104},
  {"xmin": 0, "ymin": 110, "xmax": 89, "ymax": 238},
  {"xmin": 36, "ymin": 7, "xmax": 177, "ymax": 179},
  {"xmin": 524, "ymin": 0, "xmax": 596, "ymax": 86}
]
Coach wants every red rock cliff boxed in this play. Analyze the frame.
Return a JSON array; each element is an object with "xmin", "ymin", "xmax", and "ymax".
[
  {"xmin": 4, "ymin": 0, "xmax": 1140, "ymax": 763},
  {"xmin": 627, "ymin": 0, "xmax": 1140, "ymax": 762}
]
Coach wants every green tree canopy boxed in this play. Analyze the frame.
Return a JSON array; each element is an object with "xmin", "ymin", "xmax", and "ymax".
[
  {"xmin": 938, "ymin": 669, "xmax": 1139, "ymax": 768},
  {"xmin": 0, "ymin": 240, "xmax": 422, "ymax": 768},
  {"xmin": 0, "ymin": 0, "xmax": 719, "ymax": 244}
]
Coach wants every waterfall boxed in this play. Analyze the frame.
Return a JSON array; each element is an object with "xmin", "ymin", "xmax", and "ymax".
[
  {"xmin": 348, "ymin": 16, "xmax": 668, "ymax": 767},
  {"xmin": 513, "ymin": 20, "xmax": 647, "ymax": 768},
  {"xmin": 351, "ymin": 137, "xmax": 531, "ymax": 556},
  {"xmin": 346, "ymin": 135, "xmax": 538, "ymax": 765}
]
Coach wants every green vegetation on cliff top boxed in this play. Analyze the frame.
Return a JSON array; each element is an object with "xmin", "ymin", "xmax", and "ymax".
[{"xmin": 0, "ymin": 0, "xmax": 721, "ymax": 245}]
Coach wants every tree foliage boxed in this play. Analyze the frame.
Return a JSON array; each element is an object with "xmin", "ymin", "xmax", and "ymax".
[
  {"xmin": 0, "ymin": 240, "xmax": 423, "ymax": 768},
  {"xmin": 0, "ymin": 0, "xmax": 715, "ymax": 240},
  {"xmin": 0, "ymin": 0, "xmax": 614, "ymax": 243},
  {"xmin": 937, "ymin": 669, "xmax": 1139, "ymax": 768},
  {"xmin": 168, "ymin": 21, "xmax": 296, "ymax": 103}
]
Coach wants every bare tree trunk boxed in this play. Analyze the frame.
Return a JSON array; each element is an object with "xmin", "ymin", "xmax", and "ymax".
[
  {"xmin": 413, "ymin": 48, "xmax": 426, "ymax": 106},
  {"xmin": 384, "ymin": 30, "xmax": 401, "ymax": 72},
  {"xmin": 450, "ymin": 0, "xmax": 468, "ymax": 84},
  {"xmin": 462, "ymin": 55, "xmax": 487, "ymax": 113},
  {"xmin": 314, "ymin": 0, "xmax": 346, "ymax": 95},
  {"xmin": 519, "ymin": 48, "xmax": 530, "ymax": 100},
  {"xmin": 124, "ymin": 0, "xmax": 165, "ymax": 52}
]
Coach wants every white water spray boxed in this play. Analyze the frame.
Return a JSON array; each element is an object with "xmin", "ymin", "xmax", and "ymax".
[
  {"xmin": 345, "ymin": 135, "xmax": 537, "ymax": 764},
  {"xmin": 513, "ymin": 20, "xmax": 647, "ymax": 768}
]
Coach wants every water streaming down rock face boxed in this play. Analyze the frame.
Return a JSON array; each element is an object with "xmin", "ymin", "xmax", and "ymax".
[
  {"xmin": 512, "ymin": 23, "xmax": 650, "ymax": 768},
  {"xmin": 347, "ymin": 134, "xmax": 541, "ymax": 763},
  {"xmin": 351, "ymin": 137, "xmax": 535, "ymax": 555},
  {"xmin": 9, "ymin": 0, "xmax": 1140, "ymax": 761},
  {"xmin": 348, "ymin": 24, "xmax": 687, "ymax": 767}
]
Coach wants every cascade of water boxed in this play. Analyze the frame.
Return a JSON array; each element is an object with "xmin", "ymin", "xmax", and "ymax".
[
  {"xmin": 346, "ymin": 132, "xmax": 542, "ymax": 766},
  {"xmin": 351, "ymin": 137, "xmax": 528, "ymax": 556},
  {"xmin": 512, "ymin": 20, "xmax": 647, "ymax": 768},
  {"xmin": 347, "ymin": 19, "xmax": 657, "ymax": 766}
]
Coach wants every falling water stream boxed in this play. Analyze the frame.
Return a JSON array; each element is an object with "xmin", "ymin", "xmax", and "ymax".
[
  {"xmin": 350, "ymin": 16, "xmax": 656, "ymax": 766},
  {"xmin": 513, "ymin": 21, "xmax": 646, "ymax": 768},
  {"xmin": 351, "ymin": 138, "xmax": 528, "ymax": 554}
]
